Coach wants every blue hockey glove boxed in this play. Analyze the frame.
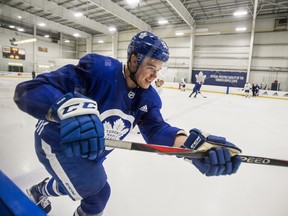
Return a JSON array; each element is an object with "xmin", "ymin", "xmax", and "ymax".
[
  {"xmin": 47, "ymin": 92, "xmax": 104, "ymax": 160},
  {"xmin": 183, "ymin": 128, "xmax": 242, "ymax": 176}
]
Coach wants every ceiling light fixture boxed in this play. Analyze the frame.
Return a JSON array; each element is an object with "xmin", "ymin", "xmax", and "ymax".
[
  {"xmin": 175, "ymin": 32, "xmax": 184, "ymax": 36},
  {"xmin": 235, "ymin": 27, "xmax": 247, "ymax": 31},
  {"xmin": 195, "ymin": 31, "xmax": 221, "ymax": 36},
  {"xmin": 109, "ymin": 27, "xmax": 117, "ymax": 32},
  {"xmin": 126, "ymin": 0, "xmax": 140, "ymax": 4},
  {"xmin": 158, "ymin": 19, "xmax": 168, "ymax": 25},
  {"xmin": 234, "ymin": 10, "xmax": 247, "ymax": 17},
  {"xmin": 64, "ymin": 40, "xmax": 70, "ymax": 43},
  {"xmin": 74, "ymin": 12, "xmax": 83, "ymax": 17},
  {"xmin": 98, "ymin": 40, "xmax": 104, "ymax": 43},
  {"xmin": 9, "ymin": 25, "xmax": 15, "ymax": 29},
  {"xmin": 73, "ymin": 33, "xmax": 80, "ymax": 37},
  {"xmin": 38, "ymin": 23, "xmax": 46, "ymax": 27},
  {"xmin": 38, "ymin": 65, "xmax": 50, "ymax": 68},
  {"xmin": 14, "ymin": 38, "xmax": 37, "ymax": 45}
]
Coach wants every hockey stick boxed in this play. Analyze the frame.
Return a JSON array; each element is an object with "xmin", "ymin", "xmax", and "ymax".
[
  {"xmin": 199, "ymin": 92, "xmax": 207, "ymax": 98},
  {"xmin": 105, "ymin": 139, "xmax": 288, "ymax": 167}
]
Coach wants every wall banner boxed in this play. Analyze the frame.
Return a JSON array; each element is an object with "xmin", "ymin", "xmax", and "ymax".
[{"xmin": 192, "ymin": 69, "xmax": 247, "ymax": 88}]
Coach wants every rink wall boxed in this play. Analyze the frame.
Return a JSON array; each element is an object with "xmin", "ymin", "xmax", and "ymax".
[
  {"xmin": 1, "ymin": 73, "xmax": 287, "ymax": 100},
  {"xmin": 0, "ymin": 171, "xmax": 46, "ymax": 215},
  {"xmin": 164, "ymin": 82, "xmax": 288, "ymax": 100}
]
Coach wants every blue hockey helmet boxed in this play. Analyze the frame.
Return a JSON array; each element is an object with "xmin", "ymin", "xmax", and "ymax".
[{"xmin": 127, "ymin": 31, "xmax": 169, "ymax": 65}]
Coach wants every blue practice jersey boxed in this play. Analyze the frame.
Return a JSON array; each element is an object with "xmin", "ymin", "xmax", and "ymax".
[
  {"xmin": 14, "ymin": 53, "xmax": 182, "ymax": 148},
  {"xmin": 193, "ymin": 82, "xmax": 202, "ymax": 92}
]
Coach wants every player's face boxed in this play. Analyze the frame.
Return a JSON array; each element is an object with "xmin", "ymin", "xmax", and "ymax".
[{"xmin": 136, "ymin": 57, "xmax": 163, "ymax": 89}]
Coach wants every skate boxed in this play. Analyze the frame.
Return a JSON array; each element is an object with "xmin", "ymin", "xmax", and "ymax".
[{"xmin": 26, "ymin": 177, "xmax": 52, "ymax": 213}]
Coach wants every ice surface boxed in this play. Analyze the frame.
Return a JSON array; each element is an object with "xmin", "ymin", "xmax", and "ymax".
[{"xmin": 1, "ymin": 77, "xmax": 288, "ymax": 216}]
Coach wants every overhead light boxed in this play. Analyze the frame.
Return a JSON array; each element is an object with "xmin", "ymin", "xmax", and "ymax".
[
  {"xmin": 74, "ymin": 12, "xmax": 83, "ymax": 17},
  {"xmin": 158, "ymin": 19, "xmax": 168, "ymax": 25},
  {"xmin": 236, "ymin": 27, "xmax": 247, "ymax": 31},
  {"xmin": 9, "ymin": 25, "xmax": 15, "ymax": 29},
  {"xmin": 195, "ymin": 31, "xmax": 221, "ymax": 36},
  {"xmin": 38, "ymin": 23, "xmax": 46, "ymax": 27},
  {"xmin": 73, "ymin": 33, "xmax": 80, "ymax": 37},
  {"xmin": 14, "ymin": 38, "xmax": 37, "ymax": 45},
  {"xmin": 196, "ymin": 28, "xmax": 209, "ymax": 32},
  {"xmin": 44, "ymin": 35, "xmax": 50, "ymax": 38},
  {"xmin": 127, "ymin": 0, "xmax": 140, "ymax": 4},
  {"xmin": 17, "ymin": 28, "xmax": 24, "ymax": 32},
  {"xmin": 98, "ymin": 40, "xmax": 104, "ymax": 43},
  {"xmin": 38, "ymin": 65, "xmax": 50, "ymax": 68},
  {"xmin": 175, "ymin": 32, "xmax": 184, "ymax": 36},
  {"xmin": 64, "ymin": 40, "xmax": 70, "ymax": 43},
  {"xmin": 17, "ymin": 16, "xmax": 22, "ymax": 19},
  {"xmin": 234, "ymin": 10, "xmax": 247, "ymax": 17},
  {"xmin": 109, "ymin": 26, "xmax": 117, "ymax": 32}
]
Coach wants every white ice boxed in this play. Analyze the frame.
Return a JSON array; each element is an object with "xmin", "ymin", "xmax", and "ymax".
[{"xmin": 1, "ymin": 77, "xmax": 288, "ymax": 216}]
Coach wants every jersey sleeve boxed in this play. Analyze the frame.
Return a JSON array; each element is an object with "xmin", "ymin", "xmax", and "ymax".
[
  {"xmin": 138, "ymin": 109, "xmax": 182, "ymax": 147},
  {"xmin": 14, "ymin": 64, "xmax": 79, "ymax": 120},
  {"xmin": 137, "ymin": 90, "xmax": 184, "ymax": 147}
]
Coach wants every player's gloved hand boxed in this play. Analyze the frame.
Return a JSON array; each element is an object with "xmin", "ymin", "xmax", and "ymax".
[
  {"xmin": 47, "ymin": 92, "xmax": 104, "ymax": 160},
  {"xmin": 183, "ymin": 128, "xmax": 242, "ymax": 176}
]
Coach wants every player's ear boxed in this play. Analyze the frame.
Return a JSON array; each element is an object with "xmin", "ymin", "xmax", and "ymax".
[
  {"xmin": 129, "ymin": 53, "xmax": 138, "ymax": 70},
  {"xmin": 130, "ymin": 53, "xmax": 137, "ymax": 64}
]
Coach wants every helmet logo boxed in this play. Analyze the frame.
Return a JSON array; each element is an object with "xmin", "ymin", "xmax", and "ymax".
[{"xmin": 139, "ymin": 32, "xmax": 147, "ymax": 39}]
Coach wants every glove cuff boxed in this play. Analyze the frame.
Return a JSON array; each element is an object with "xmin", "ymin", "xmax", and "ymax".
[
  {"xmin": 46, "ymin": 93, "xmax": 99, "ymax": 122},
  {"xmin": 183, "ymin": 128, "xmax": 206, "ymax": 150},
  {"xmin": 207, "ymin": 135, "xmax": 242, "ymax": 154}
]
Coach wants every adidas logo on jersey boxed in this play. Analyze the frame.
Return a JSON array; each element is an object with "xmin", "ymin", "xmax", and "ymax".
[{"xmin": 139, "ymin": 105, "xmax": 148, "ymax": 112}]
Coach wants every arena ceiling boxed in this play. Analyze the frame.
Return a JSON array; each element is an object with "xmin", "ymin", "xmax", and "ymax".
[{"xmin": 0, "ymin": 0, "xmax": 288, "ymax": 40}]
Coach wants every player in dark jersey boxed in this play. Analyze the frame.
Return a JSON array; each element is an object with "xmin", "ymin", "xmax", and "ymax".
[
  {"xmin": 14, "ymin": 31, "xmax": 242, "ymax": 216},
  {"xmin": 189, "ymin": 81, "xmax": 203, "ymax": 98}
]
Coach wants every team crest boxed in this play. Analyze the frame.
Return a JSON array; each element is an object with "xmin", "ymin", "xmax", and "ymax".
[
  {"xmin": 100, "ymin": 109, "xmax": 135, "ymax": 140},
  {"xmin": 103, "ymin": 119, "xmax": 130, "ymax": 140}
]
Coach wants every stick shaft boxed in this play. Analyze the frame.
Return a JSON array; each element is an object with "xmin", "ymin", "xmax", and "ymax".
[
  {"xmin": 240, "ymin": 155, "xmax": 288, "ymax": 167},
  {"xmin": 199, "ymin": 92, "xmax": 207, "ymax": 98},
  {"xmin": 105, "ymin": 139, "xmax": 288, "ymax": 167}
]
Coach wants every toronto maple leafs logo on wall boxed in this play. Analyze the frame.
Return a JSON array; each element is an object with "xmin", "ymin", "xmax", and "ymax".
[{"xmin": 195, "ymin": 71, "xmax": 207, "ymax": 84}]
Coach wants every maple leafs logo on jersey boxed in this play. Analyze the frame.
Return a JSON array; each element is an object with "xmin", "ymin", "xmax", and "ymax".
[
  {"xmin": 195, "ymin": 71, "xmax": 207, "ymax": 84},
  {"xmin": 103, "ymin": 118, "xmax": 129, "ymax": 140}
]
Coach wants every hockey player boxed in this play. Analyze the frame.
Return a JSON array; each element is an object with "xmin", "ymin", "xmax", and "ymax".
[
  {"xmin": 151, "ymin": 74, "xmax": 165, "ymax": 95},
  {"xmin": 189, "ymin": 81, "xmax": 203, "ymax": 98},
  {"xmin": 255, "ymin": 84, "xmax": 260, "ymax": 96},
  {"xmin": 243, "ymin": 82, "xmax": 251, "ymax": 97},
  {"xmin": 14, "ymin": 31, "xmax": 242, "ymax": 216},
  {"xmin": 179, "ymin": 78, "xmax": 186, "ymax": 91}
]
